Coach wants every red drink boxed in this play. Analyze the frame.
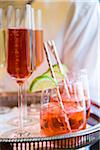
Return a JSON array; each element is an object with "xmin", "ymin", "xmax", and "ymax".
[
  {"xmin": 7, "ymin": 28, "xmax": 31, "ymax": 82},
  {"xmin": 60, "ymin": 84, "xmax": 90, "ymax": 120},
  {"xmin": 40, "ymin": 102, "xmax": 70, "ymax": 136},
  {"xmin": 32, "ymin": 30, "xmax": 44, "ymax": 67},
  {"xmin": 40, "ymin": 99, "xmax": 86, "ymax": 136},
  {"xmin": 64, "ymin": 101, "xmax": 86, "ymax": 131}
]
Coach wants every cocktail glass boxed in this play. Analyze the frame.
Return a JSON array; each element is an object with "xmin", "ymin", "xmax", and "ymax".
[
  {"xmin": 40, "ymin": 81, "xmax": 86, "ymax": 137},
  {"xmin": 28, "ymin": 8, "xmax": 44, "ymax": 114},
  {"xmin": 67, "ymin": 69, "xmax": 91, "ymax": 120},
  {"xmin": 79, "ymin": 69, "xmax": 91, "ymax": 120},
  {"xmin": 5, "ymin": 5, "xmax": 33, "ymax": 137},
  {"xmin": 0, "ymin": 8, "xmax": 10, "ymax": 114},
  {"xmin": 32, "ymin": 8, "xmax": 44, "ymax": 68}
]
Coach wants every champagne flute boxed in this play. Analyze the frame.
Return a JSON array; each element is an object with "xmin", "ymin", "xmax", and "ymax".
[
  {"xmin": 0, "ymin": 8, "xmax": 5, "ymax": 62},
  {"xmin": 6, "ymin": 5, "xmax": 32, "ymax": 137},
  {"xmin": 0, "ymin": 8, "xmax": 5, "ymax": 91},
  {"xmin": 0, "ymin": 8, "xmax": 10, "ymax": 114},
  {"xmin": 32, "ymin": 8, "xmax": 44, "ymax": 68},
  {"xmin": 29, "ymin": 8, "xmax": 44, "ymax": 114}
]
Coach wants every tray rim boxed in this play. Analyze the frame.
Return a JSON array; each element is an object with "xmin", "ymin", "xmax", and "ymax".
[{"xmin": 0, "ymin": 123, "xmax": 99, "ymax": 143}]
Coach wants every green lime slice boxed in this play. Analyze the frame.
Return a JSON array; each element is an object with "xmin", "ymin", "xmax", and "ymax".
[
  {"xmin": 44, "ymin": 64, "xmax": 68, "ymax": 74},
  {"xmin": 43, "ymin": 64, "xmax": 68, "ymax": 80},
  {"xmin": 53, "ymin": 64, "xmax": 68, "ymax": 73},
  {"xmin": 29, "ymin": 75, "xmax": 57, "ymax": 92}
]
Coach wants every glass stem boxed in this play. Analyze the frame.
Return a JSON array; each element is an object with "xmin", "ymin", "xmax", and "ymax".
[
  {"xmin": 18, "ymin": 83, "xmax": 24, "ymax": 131},
  {"xmin": 23, "ymin": 82, "xmax": 28, "ymax": 121}
]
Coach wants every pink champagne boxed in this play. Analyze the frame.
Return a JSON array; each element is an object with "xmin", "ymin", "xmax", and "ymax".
[{"xmin": 7, "ymin": 28, "xmax": 31, "ymax": 82}]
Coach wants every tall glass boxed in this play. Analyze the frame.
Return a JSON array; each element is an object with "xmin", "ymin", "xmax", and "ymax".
[
  {"xmin": 0, "ymin": 8, "xmax": 10, "ymax": 114},
  {"xmin": 0, "ymin": 8, "xmax": 5, "ymax": 91},
  {"xmin": 29, "ymin": 8, "xmax": 44, "ymax": 114},
  {"xmin": 6, "ymin": 5, "xmax": 32, "ymax": 137},
  {"xmin": 31, "ymin": 8, "xmax": 44, "ymax": 68},
  {"xmin": 0, "ymin": 8, "xmax": 5, "ymax": 62}
]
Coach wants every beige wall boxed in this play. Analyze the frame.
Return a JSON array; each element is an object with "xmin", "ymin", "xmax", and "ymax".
[
  {"xmin": 0, "ymin": 0, "xmax": 30, "ymax": 7},
  {"xmin": 1, "ymin": 1, "xmax": 73, "ymax": 40},
  {"xmin": 32, "ymin": 1, "xmax": 71, "ymax": 41}
]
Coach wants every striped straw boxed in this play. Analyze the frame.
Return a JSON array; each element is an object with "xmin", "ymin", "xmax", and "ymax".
[
  {"xmin": 47, "ymin": 40, "xmax": 70, "ymax": 98},
  {"xmin": 43, "ymin": 42, "xmax": 71, "ymax": 132}
]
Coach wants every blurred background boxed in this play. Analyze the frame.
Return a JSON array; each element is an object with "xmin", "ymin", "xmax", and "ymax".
[
  {"xmin": 0, "ymin": 0, "xmax": 99, "ymax": 114},
  {"xmin": 0, "ymin": 1, "xmax": 99, "ymax": 149}
]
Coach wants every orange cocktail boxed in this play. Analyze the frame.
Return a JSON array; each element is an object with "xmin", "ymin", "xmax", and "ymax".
[
  {"xmin": 60, "ymin": 83, "xmax": 90, "ymax": 120},
  {"xmin": 40, "ymin": 101, "xmax": 86, "ymax": 136},
  {"xmin": 40, "ymin": 83, "xmax": 86, "ymax": 136},
  {"xmin": 40, "ymin": 101, "xmax": 70, "ymax": 136}
]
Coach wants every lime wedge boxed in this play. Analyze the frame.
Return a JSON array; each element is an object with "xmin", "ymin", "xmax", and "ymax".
[
  {"xmin": 44, "ymin": 64, "xmax": 68, "ymax": 74},
  {"xmin": 52, "ymin": 64, "xmax": 68, "ymax": 73},
  {"xmin": 43, "ymin": 64, "xmax": 68, "ymax": 80},
  {"xmin": 29, "ymin": 75, "xmax": 57, "ymax": 92},
  {"xmin": 43, "ymin": 71, "xmax": 64, "ymax": 81}
]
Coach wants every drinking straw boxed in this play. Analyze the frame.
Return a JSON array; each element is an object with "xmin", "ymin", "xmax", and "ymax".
[
  {"xmin": 47, "ymin": 40, "xmax": 70, "ymax": 98},
  {"xmin": 43, "ymin": 42, "xmax": 71, "ymax": 132}
]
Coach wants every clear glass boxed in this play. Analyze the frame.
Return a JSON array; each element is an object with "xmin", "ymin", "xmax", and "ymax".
[
  {"xmin": 68, "ymin": 69, "xmax": 91, "ymax": 120},
  {"xmin": 79, "ymin": 69, "xmax": 91, "ymax": 120},
  {"xmin": 40, "ymin": 81, "xmax": 86, "ymax": 137},
  {"xmin": 31, "ymin": 8, "xmax": 44, "ymax": 68},
  {"xmin": 6, "ymin": 5, "xmax": 32, "ymax": 137},
  {"xmin": 29, "ymin": 8, "xmax": 44, "ymax": 114},
  {"xmin": 0, "ymin": 8, "xmax": 11, "ymax": 114},
  {"xmin": 0, "ymin": 8, "xmax": 5, "ymax": 92}
]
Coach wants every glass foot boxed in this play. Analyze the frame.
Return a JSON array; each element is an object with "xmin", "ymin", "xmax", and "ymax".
[
  {"xmin": 7, "ymin": 116, "xmax": 39, "ymax": 127},
  {"xmin": 1, "ymin": 129, "xmax": 33, "ymax": 138},
  {"xmin": 0, "ymin": 106, "xmax": 10, "ymax": 114}
]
